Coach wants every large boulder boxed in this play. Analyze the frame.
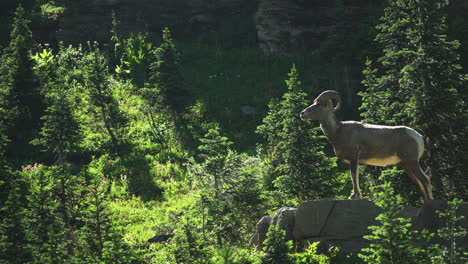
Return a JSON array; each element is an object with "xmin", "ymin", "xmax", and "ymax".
[
  {"xmin": 250, "ymin": 199, "xmax": 468, "ymax": 253},
  {"xmin": 293, "ymin": 199, "xmax": 383, "ymax": 252}
]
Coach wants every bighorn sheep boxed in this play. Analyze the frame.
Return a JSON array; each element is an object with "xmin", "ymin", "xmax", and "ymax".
[{"xmin": 300, "ymin": 90, "xmax": 433, "ymax": 200}]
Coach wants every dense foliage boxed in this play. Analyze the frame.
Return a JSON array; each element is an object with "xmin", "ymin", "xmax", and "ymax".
[{"xmin": 1, "ymin": 0, "xmax": 467, "ymax": 263}]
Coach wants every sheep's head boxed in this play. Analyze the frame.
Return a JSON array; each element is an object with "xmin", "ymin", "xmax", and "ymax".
[{"xmin": 300, "ymin": 90, "xmax": 341, "ymax": 121}]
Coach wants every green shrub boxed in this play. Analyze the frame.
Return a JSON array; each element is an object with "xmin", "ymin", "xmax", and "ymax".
[{"xmin": 260, "ymin": 225, "xmax": 292, "ymax": 264}]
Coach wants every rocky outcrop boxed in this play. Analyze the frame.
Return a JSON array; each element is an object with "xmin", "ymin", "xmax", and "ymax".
[{"xmin": 250, "ymin": 199, "xmax": 468, "ymax": 253}]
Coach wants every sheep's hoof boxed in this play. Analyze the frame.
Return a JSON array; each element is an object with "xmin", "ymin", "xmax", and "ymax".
[{"xmin": 348, "ymin": 193, "xmax": 362, "ymax": 200}]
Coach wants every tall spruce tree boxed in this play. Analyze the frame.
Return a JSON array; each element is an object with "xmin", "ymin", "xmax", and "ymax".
[
  {"xmin": 197, "ymin": 125, "xmax": 234, "ymax": 247},
  {"xmin": 0, "ymin": 5, "xmax": 40, "ymax": 163},
  {"xmin": 360, "ymin": 0, "xmax": 467, "ymax": 199},
  {"xmin": 32, "ymin": 48, "xmax": 82, "ymax": 163},
  {"xmin": 257, "ymin": 65, "xmax": 337, "ymax": 201}
]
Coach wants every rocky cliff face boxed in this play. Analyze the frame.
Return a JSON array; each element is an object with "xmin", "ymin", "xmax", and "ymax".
[
  {"xmin": 45, "ymin": 0, "xmax": 468, "ymax": 55},
  {"xmin": 255, "ymin": 0, "xmax": 382, "ymax": 53},
  {"xmin": 55, "ymin": 0, "xmax": 246, "ymax": 44}
]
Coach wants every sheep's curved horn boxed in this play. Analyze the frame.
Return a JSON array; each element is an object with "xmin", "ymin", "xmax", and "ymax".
[{"xmin": 316, "ymin": 90, "xmax": 341, "ymax": 111}]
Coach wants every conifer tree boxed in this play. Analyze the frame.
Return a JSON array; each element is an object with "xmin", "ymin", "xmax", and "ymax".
[
  {"xmin": 37, "ymin": 90, "xmax": 81, "ymax": 163},
  {"xmin": 0, "ymin": 5, "xmax": 40, "ymax": 162},
  {"xmin": 0, "ymin": 5, "xmax": 33, "ymax": 127},
  {"xmin": 360, "ymin": 179, "xmax": 435, "ymax": 264},
  {"xmin": 32, "ymin": 47, "xmax": 82, "ymax": 163},
  {"xmin": 360, "ymin": 0, "xmax": 467, "ymax": 199},
  {"xmin": 149, "ymin": 27, "xmax": 189, "ymax": 112},
  {"xmin": 260, "ymin": 225, "xmax": 292, "ymax": 264},
  {"xmin": 79, "ymin": 177, "xmax": 139, "ymax": 263},
  {"xmin": 81, "ymin": 44, "xmax": 128, "ymax": 151},
  {"xmin": 25, "ymin": 165, "xmax": 71, "ymax": 263},
  {"xmin": 197, "ymin": 125, "xmax": 235, "ymax": 247},
  {"xmin": 0, "ymin": 128, "xmax": 32, "ymax": 263},
  {"xmin": 257, "ymin": 65, "xmax": 337, "ymax": 200}
]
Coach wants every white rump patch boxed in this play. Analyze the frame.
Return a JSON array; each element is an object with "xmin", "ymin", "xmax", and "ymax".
[
  {"xmin": 406, "ymin": 128, "xmax": 424, "ymax": 159},
  {"xmin": 362, "ymin": 155, "xmax": 401, "ymax": 167}
]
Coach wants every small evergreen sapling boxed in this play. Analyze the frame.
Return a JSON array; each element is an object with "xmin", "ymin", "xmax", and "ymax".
[
  {"xmin": 260, "ymin": 225, "xmax": 292, "ymax": 264},
  {"xmin": 80, "ymin": 44, "xmax": 128, "ymax": 151},
  {"xmin": 150, "ymin": 27, "xmax": 189, "ymax": 112}
]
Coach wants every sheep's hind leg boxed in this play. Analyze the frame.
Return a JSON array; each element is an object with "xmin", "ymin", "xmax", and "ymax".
[{"xmin": 401, "ymin": 161, "xmax": 433, "ymax": 200}]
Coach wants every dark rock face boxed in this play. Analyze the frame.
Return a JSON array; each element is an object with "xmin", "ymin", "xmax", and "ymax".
[
  {"xmin": 55, "ymin": 0, "xmax": 246, "ymax": 44},
  {"xmin": 255, "ymin": 0, "xmax": 381, "ymax": 53},
  {"xmin": 250, "ymin": 199, "xmax": 468, "ymax": 253}
]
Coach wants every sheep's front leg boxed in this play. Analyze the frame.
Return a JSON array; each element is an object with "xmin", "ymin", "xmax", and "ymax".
[{"xmin": 348, "ymin": 158, "xmax": 362, "ymax": 200}]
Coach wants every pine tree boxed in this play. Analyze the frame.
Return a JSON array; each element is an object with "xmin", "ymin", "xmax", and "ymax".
[
  {"xmin": 359, "ymin": 0, "xmax": 467, "ymax": 199},
  {"xmin": 257, "ymin": 65, "xmax": 337, "ymax": 200},
  {"xmin": 198, "ymin": 125, "xmax": 234, "ymax": 195},
  {"xmin": 25, "ymin": 164, "xmax": 70, "ymax": 263},
  {"xmin": 260, "ymin": 225, "xmax": 292, "ymax": 264},
  {"xmin": 359, "ymin": 180, "xmax": 435, "ymax": 264},
  {"xmin": 81, "ymin": 44, "xmax": 128, "ymax": 151},
  {"xmin": 0, "ymin": 5, "xmax": 33, "ymax": 126},
  {"xmin": 79, "ymin": 177, "xmax": 139, "ymax": 263},
  {"xmin": 0, "ymin": 5, "xmax": 40, "ymax": 163},
  {"xmin": 150, "ymin": 27, "xmax": 189, "ymax": 112},
  {"xmin": 197, "ymin": 125, "xmax": 235, "ymax": 247},
  {"xmin": 37, "ymin": 90, "xmax": 81, "ymax": 163},
  {"xmin": 436, "ymin": 198, "xmax": 467, "ymax": 264},
  {"xmin": 32, "ymin": 47, "xmax": 82, "ymax": 163},
  {"xmin": 0, "ymin": 128, "xmax": 32, "ymax": 263}
]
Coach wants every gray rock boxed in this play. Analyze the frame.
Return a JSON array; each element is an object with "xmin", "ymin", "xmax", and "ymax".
[
  {"xmin": 319, "ymin": 200, "xmax": 382, "ymax": 241},
  {"xmin": 251, "ymin": 199, "xmax": 468, "ymax": 253},
  {"xmin": 240, "ymin": 104, "xmax": 257, "ymax": 116},
  {"xmin": 293, "ymin": 199, "xmax": 337, "ymax": 240},
  {"xmin": 293, "ymin": 199, "xmax": 382, "ymax": 242},
  {"xmin": 249, "ymin": 215, "xmax": 271, "ymax": 249},
  {"xmin": 271, "ymin": 207, "xmax": 297, "ymax": 241}
]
